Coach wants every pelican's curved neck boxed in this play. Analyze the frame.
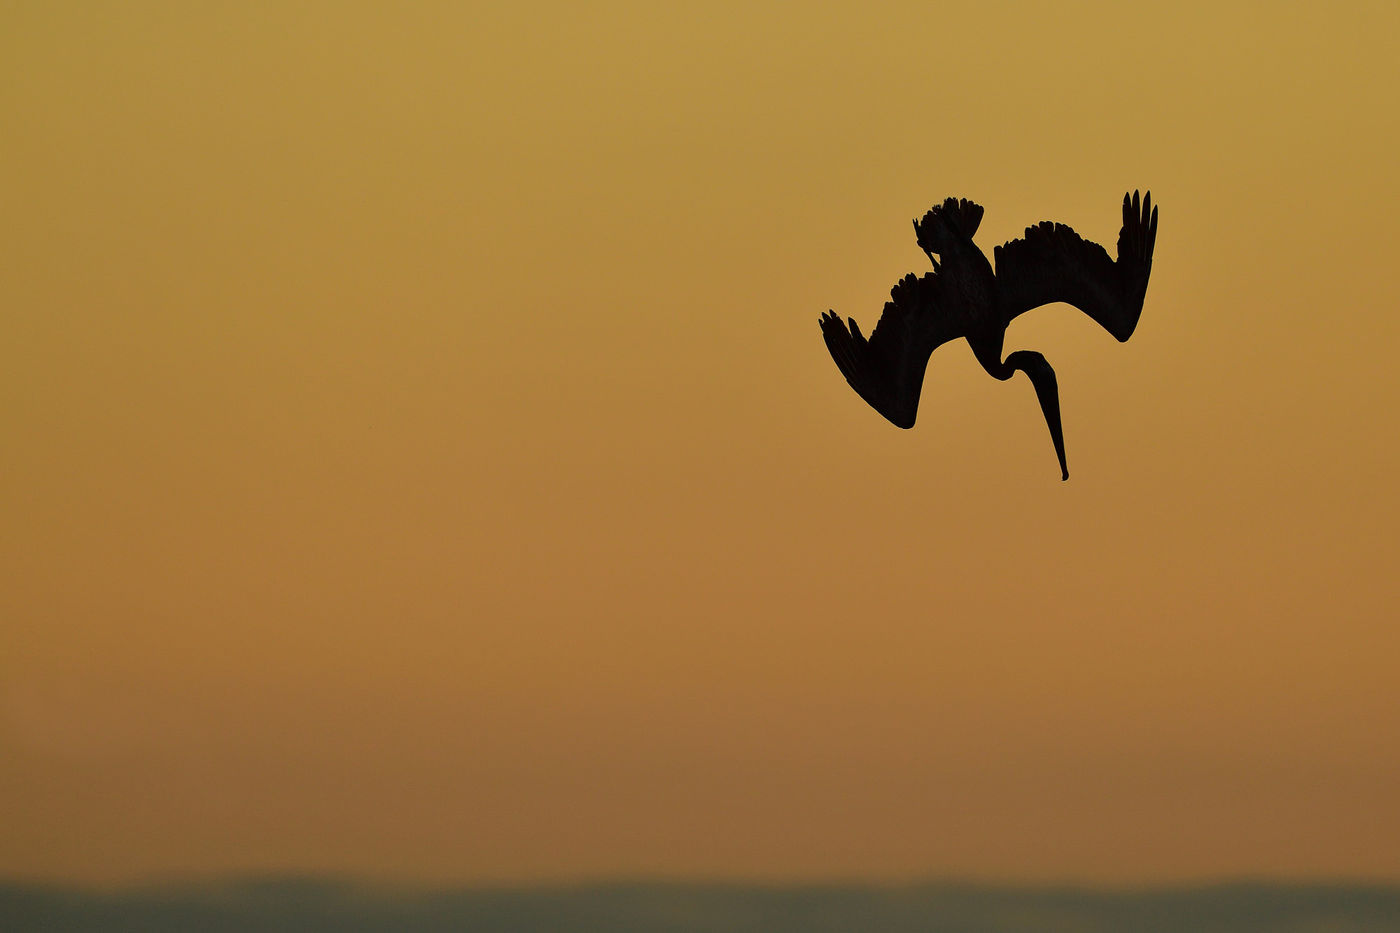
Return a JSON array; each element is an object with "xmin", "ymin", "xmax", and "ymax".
[{"xmin": 1004, "ymin": 350, "xmax": 1069, "ymax": 481}]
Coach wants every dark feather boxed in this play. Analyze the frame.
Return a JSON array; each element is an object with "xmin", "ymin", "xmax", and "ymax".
[
  {"xmin": 993, "ymin": 190, "xmax": 1157, "ymax": 341},
  {"xmin": 819, "ymin": 272, "xmax": 960, "ymax": 429}
]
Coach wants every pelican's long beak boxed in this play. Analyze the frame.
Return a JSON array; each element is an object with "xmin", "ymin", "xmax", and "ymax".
[
  {"xmin": 1031, "ymin": 366, "xmax": 1069, "ymax": 481},
  {"xmin": 1011, "ymin": 351, "xmax": 1068, "ymax": 481}
]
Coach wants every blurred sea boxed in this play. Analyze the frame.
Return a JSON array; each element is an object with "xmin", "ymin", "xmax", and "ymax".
[{"xmin": 4, "ymin": 879, "xmax": 1399, "ymax": 932}]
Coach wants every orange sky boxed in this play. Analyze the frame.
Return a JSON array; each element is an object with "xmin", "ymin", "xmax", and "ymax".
[{"xmin": 2, "ymin": 1, "xmax": 1398, "ymax": 884}]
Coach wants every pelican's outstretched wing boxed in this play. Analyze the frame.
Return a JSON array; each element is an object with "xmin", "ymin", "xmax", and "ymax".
[
  {"xmin": 819, "ymin": 272, "xmax": 962, "ymax": 429},
  {"xmin": 993, "ymin": 190, "xmax": 1158, "ymax": 341}
]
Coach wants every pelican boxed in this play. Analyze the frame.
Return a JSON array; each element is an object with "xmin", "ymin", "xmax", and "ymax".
[{"xmin": 820, "ymin": 191, "xmax": 1158, "ymax": 480}]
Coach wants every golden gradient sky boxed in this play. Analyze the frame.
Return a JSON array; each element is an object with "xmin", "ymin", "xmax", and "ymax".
[{"xmin": 3, "ymin": 1, "xmax": 1399, "ymax": 884}]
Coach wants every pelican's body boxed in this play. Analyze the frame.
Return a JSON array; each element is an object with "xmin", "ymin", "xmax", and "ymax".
[{"xmin": 820, "ymin": 191, "xmax": 1158, "ymax": 479}]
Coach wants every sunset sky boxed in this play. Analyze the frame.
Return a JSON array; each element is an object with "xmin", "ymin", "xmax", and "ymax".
[{"xmin": 2, "ymin": 1, "xmax": 1398, "ymax": 885}]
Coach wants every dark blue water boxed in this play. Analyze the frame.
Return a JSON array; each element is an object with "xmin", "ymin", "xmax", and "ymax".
[{"xmin": 4, "ymin": 878, "xmax": 1398, "ymax": 932}]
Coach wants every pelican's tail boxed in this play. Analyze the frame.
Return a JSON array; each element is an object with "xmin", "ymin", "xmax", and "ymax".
[{"xmin": 915, "ymin": 197, "xmax": 984, "ymax": 253}]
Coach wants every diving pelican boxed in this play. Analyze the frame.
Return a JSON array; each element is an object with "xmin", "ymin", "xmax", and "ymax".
[{"xmin": 820, "ymin": 191, "xmax": 1158, "ymax": 480}]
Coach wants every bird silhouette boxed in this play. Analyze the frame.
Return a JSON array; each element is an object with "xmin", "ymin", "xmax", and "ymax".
[{"xmin": 820, "ymin": 191, "xmax": 1158, "ymax": 480}]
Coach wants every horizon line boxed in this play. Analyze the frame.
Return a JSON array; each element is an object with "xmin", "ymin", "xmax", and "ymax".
[{"xmin": 7, "ymin": 873, "xmax": 1400, "ymax": 894}]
